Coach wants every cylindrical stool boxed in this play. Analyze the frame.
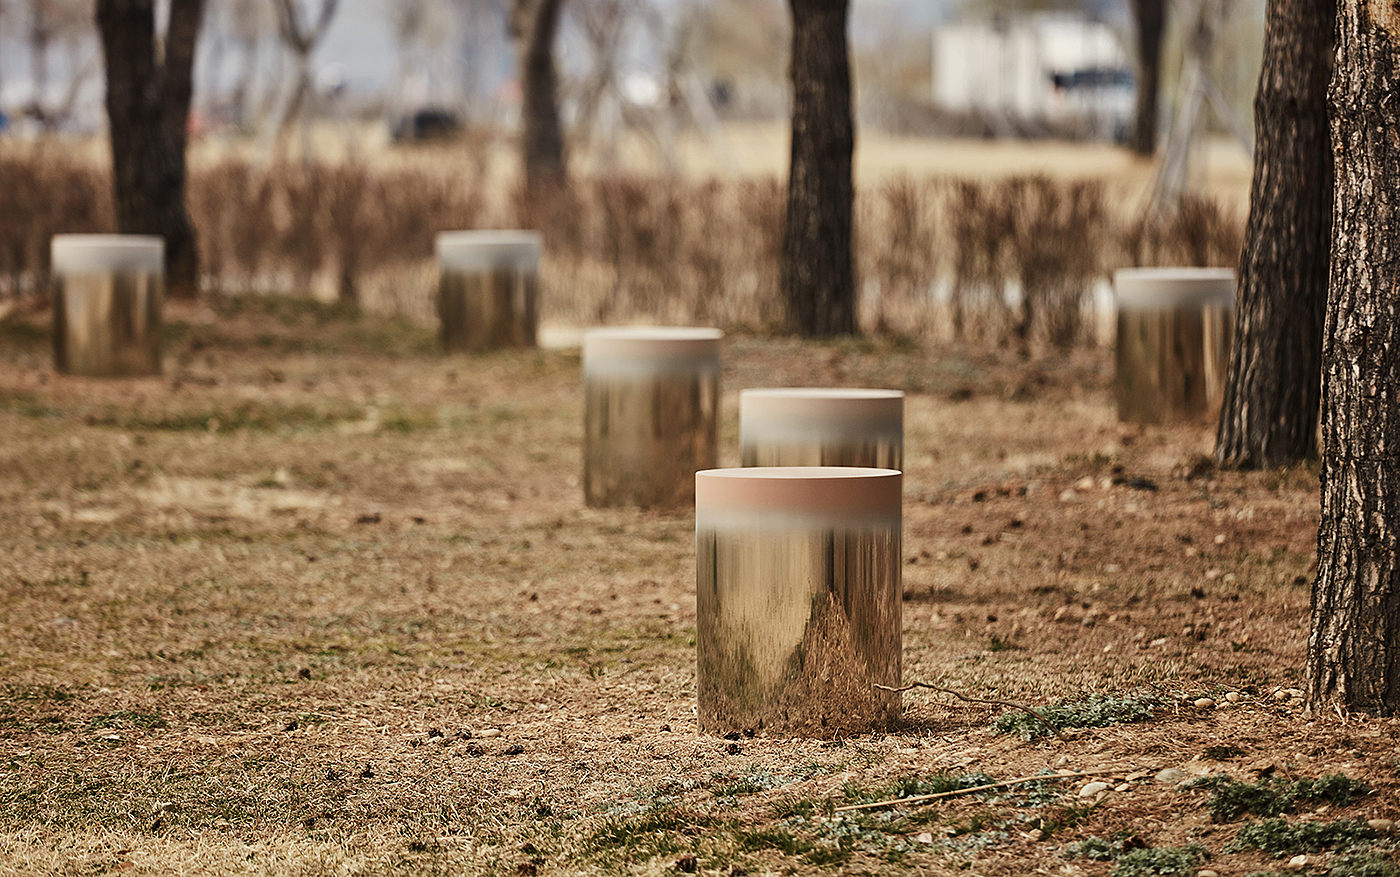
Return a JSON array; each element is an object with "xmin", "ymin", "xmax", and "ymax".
[
  {"xmin": 740, "ymin": 388, "xmax": 903, "ymax": 469},
  {"xmin": 1114, "ymin": 268, "xmax": 1235, "ymax": 424},
  {"xmin": 695, "ymin": 467, "xmax": 902, "ymax": 737},
  {"xmin": 51, "ymin": 234, "xmax": 164, "ymax": 377},
  {"xmin": 435, "ymin": 230, "xmax": 541, "ymax": 352},
  {"xmin": 583, "ymin": 327, "xmax": 721, "ymax": 509}
]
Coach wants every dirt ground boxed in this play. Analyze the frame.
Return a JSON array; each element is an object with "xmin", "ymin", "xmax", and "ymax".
[{"xmin": 1, "ymin": 300, "xmax": 1397, "ymax": 877}]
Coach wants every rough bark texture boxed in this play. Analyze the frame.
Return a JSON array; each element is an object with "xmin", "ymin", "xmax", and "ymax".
[
  {"xmin": 96, "ymin": 0, "xmax": 205, "ymax": 300},
  {"xmin": 782, "ymin": 0, "xmax": 856, "ymax": 337},
  {"xmin": 1127, "ymin": 0, "xmax": 1165, "ymax": 155},
  {"xmin": 1309, "ymin": 0, "xmax": 1400, "ymax": 714},
  {"xmin": 512, "ymin": 0, "xmax": 567, "ymax": 196},
  {"xmin": 1215, "ymin": 0, "xmax": 1333, "ymax": 468}
]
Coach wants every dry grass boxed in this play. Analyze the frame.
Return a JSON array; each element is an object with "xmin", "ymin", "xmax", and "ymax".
[
  {"xmin": 0, "ymin": 141, "xmax": 1243, "ymax": 352},
  {"xmin": 1, "ymin": 302, "xmax": 1396, "ymax": 876}
]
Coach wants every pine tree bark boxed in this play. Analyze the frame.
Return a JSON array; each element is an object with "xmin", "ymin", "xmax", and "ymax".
[
  {"xmin": 96, "ymin": 0, "xmax": 205, "ymax": 300},
  {"xmin": 1127, "ymin": 0, "xmax": 1165, "ymax": 155},
  {"xmin": 1214, "ymin": 0, "xmax": 1333, "ymax": 468},
  {"xmin": 1309, "ymin": 0, "xmax": 1400, "ymax": 714},
  {"xmin": 512, "ymin": 0, "xmax": 567, "ymax": 197},
  {"xmin": 782, "ymin": 0, "xmax": 856, "ymax": 337}
]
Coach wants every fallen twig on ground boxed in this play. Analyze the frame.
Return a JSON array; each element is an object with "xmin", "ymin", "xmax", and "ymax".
[
  {"xmin": 835, "ymin": 767, "xmax": 1126, "ymax": 813},
  {"xmin": 876, "ymin": 681, "xmax": 1066, "ymax": 741}
]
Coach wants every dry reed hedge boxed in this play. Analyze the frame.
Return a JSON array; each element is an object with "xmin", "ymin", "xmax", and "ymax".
[
  {"xmin": 0, "ymin": 149, "xmax": 114, "ymax": 296},
  {"xmin": 0, "ymin": 151, "xmax": 1244, "ymax": 349}
]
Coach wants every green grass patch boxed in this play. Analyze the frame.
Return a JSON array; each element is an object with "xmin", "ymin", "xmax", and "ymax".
[
  {"xmin": 89, "ymin": 399, "xmax": 367, "ymax": 433},
  {"xmin": 1224, "ymin": 817, "xmax": 1377, "ymax": 856},
  {"xmin": 212, "ymin": 292, "xmax": 361, "ymax": 326},
  {"xmin": 86, "ymin": 711, "xmax": 167, "ymax": 730},
  {"xmin": 0, "ymin": 388, "xmax": 63, "ymax": 418},
  {"xmin": 1327, "ymin": 853, "xmax": 1400, "ymax": 877},
  {"xmin": 1062, "ymin": 834, "xmax": 1143, "ymax": 861},
  {"xmin": 1187, "ymin": 773, "xmax": 1371, "ymax": 822},
  {"xmin": 587, "ymin": 804, "xmax": 715, "ymax": 860},
  {"xmin": 1110, "ymin": 844, "xmax": 1208, "ymax": 876},
  {"xmin": 737, "ymin": 828, "xmax": 812, "ymax": 855},
  {"xmin": 2, "ymin": 684, "xmax": 80, "ymax": 703},
  {"xmin": 0, "ymin": 318, "xmax": 48, "ymax": 348},
  {"xmin": 993, "ymin": 692, "xmax": 1158, "ymax": 739},
  {"xmin": 1029, "ymin": 800, "xmax": 1101, "ymax": 839}
]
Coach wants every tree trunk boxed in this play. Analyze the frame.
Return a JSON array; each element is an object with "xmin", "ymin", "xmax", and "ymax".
[
  {"xmin": 782, "ymin": 0, "xmax": 856, "ymax": 337},
  {"xmin": 1308, "ymin": 2, "xmax": 1400, "ymax": 714},
  {"xmin": 1127, "ymin": 0, "xmax": 1165, "ymax": 155},
  {"xmin": 96, "ymin": 0, "xmax": 205, "ymax": 300},
  {"xmin": 1214, "ymin": 0, "xmax": 1333, "ymax": 468},
  {"xmin": 512, "ymin": 0, "xmax": 566, "ymax": 197}
]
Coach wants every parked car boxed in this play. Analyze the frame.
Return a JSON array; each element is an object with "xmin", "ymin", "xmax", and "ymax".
[{"xmin": 391, "ymin": 108, "xmax": 464, "ymax": 143}]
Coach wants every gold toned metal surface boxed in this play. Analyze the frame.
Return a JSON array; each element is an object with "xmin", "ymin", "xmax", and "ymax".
[
  {"xmin": 696, "ymin": 468, "xmax": 901, "ymax": 737},
  {"xmin": 1113, "ymin": 268, "xmax": 1235, "ymax": 425},
  {"xmin": 739, "ymin": 388, "xmax": 903, "ymax": 469},
  {"xmin": 437, "ymin": 267, "xmax": 538, "ymax": 352},
  {"xmin": 741, "ymin": 436, "xmax": 901, "ymax": 469},
  {"xmin": 53, "ymin": 271, "xmax": 163, "ymax": 377},
  {"xmin": 1116, "ymin": 304, "xmax": 1233, "ymax": 424},
  {"xmin": 584, "ymin": 370, "xmax": 718, "ymax": 508}
]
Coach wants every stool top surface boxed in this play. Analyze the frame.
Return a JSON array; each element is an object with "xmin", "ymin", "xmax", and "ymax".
[
  {"xmin": 696, "ymin": 466, "xmax": 901, "ymax": 517},
  {"xmin": 436, "ymin": 230, "xmax": 541, "ymax": 270},
  {"xmin": 584, "ymin": 326, "xmax": 723, "ymax": 371},
  {"xmin": 52, "ymin": 234, "xmax": 164, "ymax": 273},
  {"xmin": 1114, "ymin": 267, "xmax": 1235, "ymax": 308}
]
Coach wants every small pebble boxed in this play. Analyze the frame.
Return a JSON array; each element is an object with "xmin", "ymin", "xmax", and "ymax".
[
  {"xmin": 1213, "ymin": 533, "xmax": 1226, "ymax": 545},
  {"xmin": 1369, "ymin": 819, "xmax": 1395, "ymax": 833},
  {"xmin": 1075, "ymin": 476, "xmax": 1095, "ymax": 491},
  {"xmin": 1198, "ymin": 870, "xmax": 1220, "ymax": 877},
  {"xmin": 916, "ymin": 832, "xmax": 934, "ymax": 844},
  {"xmin": 1154, "ymin": 767, "xmax": 1187, "ymax": 785},
  {"xmin": 1059, "ymin": 489, "xmax": 1078, "ymax": 502},
  {"xmin": 475, "ymin": 728, "xmax": 502, "ymax": 738},
  {"xmin": 1225, "ymin": 692, "xmax": 1240, "ymax": 703},
  {"xmin": 1194, "ymin": 697, "xmax": 1216, "ymax": 709},
  {"xmin": 1289, "ymin": 854, "xmax": 1309, "ymax": 868},
  {"xmin": 1114, "ymin": 783, "xmax": 1130, "ymax": 793},
  {"xmin": 1078, "ymin": 781, "xmax": 1110, "ymax": 797}
]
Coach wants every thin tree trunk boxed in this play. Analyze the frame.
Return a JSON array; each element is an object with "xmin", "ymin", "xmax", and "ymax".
[
  {"xmin": 164, "ymin": 0, "xmax": 205, "ymax": 298},
  {"xmin": 513, "ymin": 0, "xmax": 566, "ymax": 197},
  {"xmin": 782, "ymin": 0, "xmax": 855, "ymax": 337},
  {"xmin": 1308, "ymin": 0, "xmax": 1400, "ymax": 714},
  {"xmin": 1127, "ymin": 0, "xmax": 1164, "ymax": 155},
  {"xmin": 96, "ymin": 0, "xmax": 204, "ymax": 300},
  {"xmin": 1214, "ymin": 0, "xmax": 1333, "ymax": 468}
]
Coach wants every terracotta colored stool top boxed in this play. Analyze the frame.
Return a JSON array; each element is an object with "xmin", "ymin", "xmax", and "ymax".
[{"xmin": 696, "ymin": 466, "xmax": 901, "ymax": 528}]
